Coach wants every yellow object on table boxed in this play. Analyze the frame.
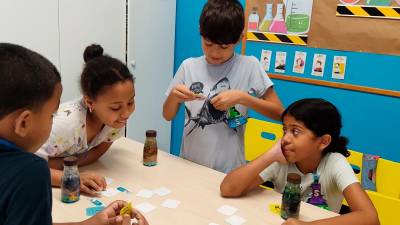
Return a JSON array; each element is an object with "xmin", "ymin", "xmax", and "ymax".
[
  {"xmin": 120, "ymin": 202, "xmax": 132, "ymax": 216},
  {"xmin": 269, "ymin": 204, "xmax": 281, "ymax": 215}
]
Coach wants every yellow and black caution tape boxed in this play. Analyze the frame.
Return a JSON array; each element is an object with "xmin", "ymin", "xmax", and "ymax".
[
  {"xmin": 246, "ymin": 31, "xmax": 308, "ymax": 46},
  {"xmin": 336, "ymin": 4, "xmax": 400, "ymax": 19}
]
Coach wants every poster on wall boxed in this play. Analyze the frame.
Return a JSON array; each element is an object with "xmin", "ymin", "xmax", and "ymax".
[
  {"xmin": 293, "ymin": 51, "xmax": 307, "ymax": 74},
  {"xmin": 260, "ymin": 49, "xmax": 272, "ymax": 71},
  {"xmin": 332, "ymin": 56, "xmax": 347, "ymax": 80},
  {"xmin": 308, "ymin": 0, "xmax": 400, "ymax": 56},
  {"xmin": 246, "ymin": 0, "xmax": 314, "ymax": 45},
  {"xmin": 337, "ymin": 0, "xmax": 400, "ymax": 20},
  {"xmin": 311, "ymin": 54, "xmax": 326, "ymax": 77},
  {"xmin": 274, "ymin": 51, "xmax": 287, "ymax": 73}
]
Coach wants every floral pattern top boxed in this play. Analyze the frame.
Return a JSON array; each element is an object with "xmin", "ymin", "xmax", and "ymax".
[{"xmin": 36, "ymin": 98, "xmax": 123, "ymax": 160}]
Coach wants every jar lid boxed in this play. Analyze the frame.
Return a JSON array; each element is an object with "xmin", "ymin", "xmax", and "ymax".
[
  {"xmin": 146, "ymin": 130, "xmax": 157, "ymax": 137},
  {"xmin": 287, "ymin": 173, "xmax": 301, "ymax": 184},
  {"xmin": 63, "ymin": 156, "xmax": 78, "ymax": 166}
]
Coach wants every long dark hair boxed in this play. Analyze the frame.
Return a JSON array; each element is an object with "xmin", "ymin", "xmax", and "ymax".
[{"xmin": 282, "ymin": 98, "xmax": 350, "ymax": 157}]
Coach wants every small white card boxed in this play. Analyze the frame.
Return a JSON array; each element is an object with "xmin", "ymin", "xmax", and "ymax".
[
  {"xmin": 100, "ymin": 188, "xmax": 119, "ymax": 197},
  {"xmin": 136, "ymin": 189, "xmax": 154, "ymax": 198},
  {"xmin": 105, "ymin": 177, "xmax": 114, "ymax": 185},
  {"xmin": 209, "ymin": 223, "xmax": 220, "ymax": 225},
  {"xmin": 225, "ymin": 215, "xmax": 247, "ymax": 225},
  {"xmin": 153, "ymin": 187, "xmax": 171, "ymax": 196},
  {"xmin": 217, "ymin": 205, "xmax": 238, "ymax": 216},
  {"xmin": 161, "ymin": 199, "xmax": 181, "ymax": 209},
  {"xmin": 136, "ymin": 202, "xmax": 156, "ymax": 214}
]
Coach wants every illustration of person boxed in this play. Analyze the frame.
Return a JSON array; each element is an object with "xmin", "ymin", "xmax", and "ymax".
[
  {"xmin": 294, "ymin": 57, "xmax": 304, "ymax": 70},
  {"xmin": 313, "ymin": 60, "xmax": 323, "ymax": 72},
  {"xmin": 334, "ymin": 63, "xmax": 341, "ymax": 74},
  {"xmin": 261, "ymin": 56, "xmax": 269, "ymax": 70},
  {"xmin": 275, "ymin": 59, "xmax": 285, "ymax": 70}
]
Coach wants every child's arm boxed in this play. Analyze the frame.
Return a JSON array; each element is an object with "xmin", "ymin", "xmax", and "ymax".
[
  {"xmin": 48, "ymin": 142, "xmax": 112, "ymax": 195},
  {"xmin": 210, "ymin": 86, "xmax": 283, "ymax": 121},
  {"xmin": 163, "ymin": 84, "xmax": 203, "ymax": 121},
  {"xmin": 49, "ymin": 166, "xmax": 106, "ymax": 195},
  {"xmin": 282, "ymin": 183, "xmax": 379, "ymax": 225},
  {"xmin": 76, "ymin": 142, "xmax": 112, "ymax": 166},
  {"xmin": 220, "ymin": 141, "xmax": 287, "ymax": 197}
]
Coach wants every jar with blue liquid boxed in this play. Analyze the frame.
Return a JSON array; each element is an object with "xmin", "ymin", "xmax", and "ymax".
[{"xmin": 61, "ymin": 156, "xmax": 80, "ymax": 203}]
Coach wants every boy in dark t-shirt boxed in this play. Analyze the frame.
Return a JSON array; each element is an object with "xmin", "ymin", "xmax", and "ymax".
[{"xmin": 0, "ymin": 43, "xmax": 148, "ymax": 225}]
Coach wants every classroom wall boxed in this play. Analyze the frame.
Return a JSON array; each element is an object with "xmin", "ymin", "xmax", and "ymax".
[
  {"xmin": 0, "ymin": 0, "xmax": 126, "ymax": 102},
  {"xmin": 172, "ymin": 0, "xmax": 400, "ymax": 162},
  {"xmin": 126, "ymin": 0, "xmax": 176, "ymax": 152}
]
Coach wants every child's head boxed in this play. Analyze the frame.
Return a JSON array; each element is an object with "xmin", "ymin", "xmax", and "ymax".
[
  {"xmin": 0, "ymin": 43, "xmax": 62, "ymax": 152},
  {"xmin": 280, "ymin": 98, "xmax": 349, "ymax": 163},
  {"xmin": 200, "ymin": 0, "xmax": 244, "ymax": 65},
  {"xmin": 81, "ymin": 44, "xmax": 135, "ymax": 129}
]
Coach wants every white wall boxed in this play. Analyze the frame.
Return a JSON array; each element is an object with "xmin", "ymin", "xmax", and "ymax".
[
  {"xmin": 0, "ymin": 0, "xmax": 126, "ymax": 102},
  {"xmin": 127, "ymin": 0, "xmax": 176, "ymax": 151},
  {"xmin": 59, "ymin": 0, "xmax": 126, "ymax": 102},
  {"xmin": 0, "ymin": 0, "xmax": 174, "ymax": 147},
  {"xmin": 0, "ymin": 0, "xmax": 60, "ymax": 68}
]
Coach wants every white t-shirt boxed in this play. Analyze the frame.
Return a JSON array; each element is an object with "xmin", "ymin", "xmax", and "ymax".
[
  {"xmin": 166, "ymin": 53, "xmax": 273, "ymax": 173},
  {"xmin": 36, "ymin": 98, "xmax": 123, "ymax": 160},
  {"xmin": 259, "ymin": 153, "xmax": 358, "ymax": 213}
]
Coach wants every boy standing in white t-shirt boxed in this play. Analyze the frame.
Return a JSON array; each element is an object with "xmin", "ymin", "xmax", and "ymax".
[{"xmin": 163, "ymin": 0, "xmax": 283, "ymax": 173}]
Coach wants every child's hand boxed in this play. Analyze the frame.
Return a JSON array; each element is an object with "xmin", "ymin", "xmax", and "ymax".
[
  {"xmin": 86, "ymin": 200, "xmax": 149, "ymax": 225},
  {"xmin": 80, "ymin": 172, "xmax": 107, "ymax": 195},
  {"xmin": 170, "ymin": 84, "xmax": 204, "ymax": 102},
  {"xmin": 281, "ymin": 218, "xmax": 308, "ymax": 225},
  {"xmin": 267, "ymin": 139, "xmax": 288, "ymax": 164},
  {"xmin": 210, "ymin": 90, "xmax": 243, "ymax": 111}
]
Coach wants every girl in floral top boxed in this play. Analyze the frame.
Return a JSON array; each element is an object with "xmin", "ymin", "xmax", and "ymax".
[{"xmin": 37, "ymin": 44, "xmax": 135, "ymax": 195}]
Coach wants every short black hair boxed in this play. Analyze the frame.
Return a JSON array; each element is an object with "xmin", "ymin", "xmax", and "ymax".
[
  {"xmin": 0, "ymin": 43, "xmax": 61, "ymax": 119},
  {"xmin": 81, "ymin": 44, "xmax": 134, "ymax": 99},
  {"xmin": 282, "ymin": 98, "xmax": 350, "ymax": 157},
  {"xmin": 200, "ymin": 0, "xmax": 244, "ymax": 45}
]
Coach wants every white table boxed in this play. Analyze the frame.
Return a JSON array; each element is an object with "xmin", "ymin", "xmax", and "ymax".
[{"xmin": 52, "ymin": 138, "xmax": 337, "ymax": 224}]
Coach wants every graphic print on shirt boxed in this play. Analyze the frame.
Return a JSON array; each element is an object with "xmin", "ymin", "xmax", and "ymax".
[
  {"xmin": 185, "ymin": 77, "xmax": 230, "ymax": 136},
  {"xmin": 306, "ymin": 174, "xmax": 330, "ymax": 210},
  {"xmin": 190, "ymin": 82, "xmax": 204, "ymax": 94}
]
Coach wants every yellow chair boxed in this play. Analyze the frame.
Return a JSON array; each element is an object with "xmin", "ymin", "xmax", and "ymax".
[
  {"xmin": 347, "ymin": 150, "xmax": 363, "ymax": 182},
  {"xmin": 244, "ymin": 118, "xmax": 283, "ymax": 162},
  {"xmin": 367, "ymin": 190, "xmax": 400, "ymax": 225},
  {"xmin": 376, "ymin": 158, "xmax": 400, "ymax": 199},
  {"xmin": 342, "ymin": 150, "xmax": 363, "ymax": 207}
]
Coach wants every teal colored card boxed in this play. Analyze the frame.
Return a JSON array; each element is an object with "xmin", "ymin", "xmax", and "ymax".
[{"xmin": 86, "ymin": 206, "xmax": 105, "ymax": 216}]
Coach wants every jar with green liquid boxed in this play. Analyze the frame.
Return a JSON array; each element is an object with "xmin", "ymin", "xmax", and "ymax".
[{"xmin": 281, "ymin": 173, "xmax": 302, "ymax": 220}]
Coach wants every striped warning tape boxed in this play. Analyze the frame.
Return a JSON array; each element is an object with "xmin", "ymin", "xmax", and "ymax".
[
  {"xmin": 246, "ymin": 31, "xmax": 308, "ymax": 46},
  {"xmin": 336, "ymin": 4, "xmax": 400, "ymax": 19}
]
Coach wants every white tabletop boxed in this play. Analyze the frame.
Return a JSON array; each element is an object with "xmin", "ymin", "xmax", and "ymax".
[{"xmin": 52, "ymin": 138, "xmax": 337, "ymax": 224}]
